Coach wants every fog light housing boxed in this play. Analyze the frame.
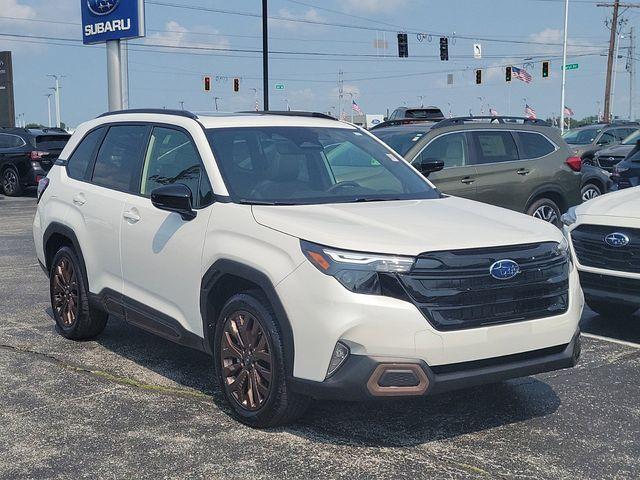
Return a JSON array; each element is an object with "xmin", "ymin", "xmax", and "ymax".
[{"xmin": 326, "ymin": 341, "xmax": 349, "ymax": 378}]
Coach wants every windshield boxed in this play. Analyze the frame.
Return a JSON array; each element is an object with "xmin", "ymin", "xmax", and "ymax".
[
  {"xmin": 562, "ymin": 128, "xmax": 601, "ymax": 145},
  {"xmin": 205, "ymin": 127, "xmax": 439, "ymax": 205},
  {"xmin": 622, "ymin": 130, "xmax": 640, "ymax": 145},
  {"xmin": 372, "ymin": 129, "xmax": 428, "ymax": 156}
]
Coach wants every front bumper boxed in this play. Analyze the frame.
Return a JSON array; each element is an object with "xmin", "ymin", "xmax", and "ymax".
[
  {"xmin": 579, "ymin": 271, "xmax": 640, "ymax": 307},
  {"xmin": 290, "ymin": 331, "xmax": 581, "ymax": 401}
]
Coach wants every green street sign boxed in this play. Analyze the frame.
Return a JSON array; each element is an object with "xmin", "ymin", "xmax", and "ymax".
[
  {"xmin": 275, "ymin": 83, "xmax": 285, "ymax": 90},
  {"xmin": 563, "ymin": 63, "xmax": 579, "ymax": 70}
]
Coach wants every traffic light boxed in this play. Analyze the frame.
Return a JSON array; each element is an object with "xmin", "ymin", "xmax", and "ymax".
[
  {"xmin": 203, "ymin": 76, "xmax": 211, "ymax": 92},
  {"xmin": 233, "ymin": 77, "xmax": 240, "ymax": 92},
  {"xmin": 397, "ymin": 33, "xmax": 408, "ymax": 58},
  {"xmin": 506, "ymin": 66, "xmax": 512, "ymax": 82},
  {"xmin": 439, "ymin": 37, "xmax": 449, "ymax": 61},
  {"xmin": 475, "ymin": 69, "xmax": 482, "ymax": 85},
  {"xmin": 542, "ymin": 61, "xmax": 550, "ymax": 78}
]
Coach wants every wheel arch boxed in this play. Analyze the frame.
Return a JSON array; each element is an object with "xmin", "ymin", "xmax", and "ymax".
[
  {"xmin": 43, "ymin": 223, "xmax": 88, "ymax": 280},
  {"xmin": 200, "ymin": 259, "xmax": 295, "ymax": 377},
  {"xmin": 525, "ymin": 187, "xmax": 568, "ymax": 214}
]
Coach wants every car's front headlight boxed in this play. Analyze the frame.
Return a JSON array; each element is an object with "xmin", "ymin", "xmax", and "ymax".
[
  {"xmin": 561, "ymin": 207, "xmax": 577, "ymax": 227},
  {"xmin": 300, "ymin": 240, "xmax": 414, "ymax": 295},
  {"xmin": 554, "ymin": 236, "xmax": 574, "ymax": 270}
]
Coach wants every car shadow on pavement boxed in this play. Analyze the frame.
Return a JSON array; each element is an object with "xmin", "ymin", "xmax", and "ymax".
[{"xmin": 88, "ymin": 315, "xmax": 561, "ymax": 447}]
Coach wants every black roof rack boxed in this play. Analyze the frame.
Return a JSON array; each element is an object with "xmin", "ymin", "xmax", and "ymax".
[
  {"xmin": 369, "ymin": 118, "xmax": 438, "ymax": 131},
  {"xmin": 433, "ymin": 116, "xmax": 550, "ymax": 129},
  {"xmin": 239, "ymin": 111, "xmax": 336, "ymax": 120},
  {"xmin": 98, "ymin": 109, "xmax": 199, "ymax": 120}
]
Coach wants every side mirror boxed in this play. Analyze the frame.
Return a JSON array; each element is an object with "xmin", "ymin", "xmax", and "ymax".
[
  {"xmin": 151, "ymin": 184, "xmax": 197, "ymax": 221},
  {"xmin": 415, "ymin": 158, "xmax": 445, "ymax": 177}
]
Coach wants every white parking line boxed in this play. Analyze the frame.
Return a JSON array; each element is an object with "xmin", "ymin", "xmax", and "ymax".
[{"xmin": 582, "ymin": 332, "xmax": 640, "ymax": 349}]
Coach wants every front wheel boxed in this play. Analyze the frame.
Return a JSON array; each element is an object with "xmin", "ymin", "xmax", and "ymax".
[
  {"xmin": 214, "ymin": 292, "xmax": 308, "ymax": 428},
  {"xmin": 587, "ymin": 298, "xmax": 638, "ymax": 318},
  {"xmin": 527, "ymin": 198, "xmax": 562, "ymax": 227}
]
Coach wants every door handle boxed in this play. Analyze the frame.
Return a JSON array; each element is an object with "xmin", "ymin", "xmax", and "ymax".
[
  {"xmin": 72, "ymin": 193, "xmax": 86, "ymax": 206},
  {"xmin": 123, "ymin": 210, "xmax": 141, "ymax": 223},
  {"xmin": 460, "ymin": 177, "xmax": 475, "ymax": 184},
  {"xmin": 517, "ymin": 168, "xmax": 531, "ymax": 176}
]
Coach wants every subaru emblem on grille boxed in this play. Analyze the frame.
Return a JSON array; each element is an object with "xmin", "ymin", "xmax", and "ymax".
[
  {"xmin": 604, "ymin": 232, "xmax": 630, "ymax": 248},
  {"xmin": 489, "ymin": 259, "xmax": 520, "ymax": 280}
]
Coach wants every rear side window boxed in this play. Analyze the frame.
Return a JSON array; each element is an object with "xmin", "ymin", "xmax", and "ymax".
[
  {"xmin": 516, "ymin": 132, "xmax": 555, "ymax": 159},
  {"xmin": 91, "ymin": 125, "xmax": 148, "ymax": 192},
  {"xmin": 472, "ymin": 131, "xmax": 519, "ymax": 164},
  {"xmin": 0, "ymin": 133, "xmax": 25, "ymax": 149},
  {"xmin": 66, "ymin": 128, "xmax": 105, "ymax": 180}
]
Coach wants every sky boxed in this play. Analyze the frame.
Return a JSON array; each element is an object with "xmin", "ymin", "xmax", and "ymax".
[{"xmin": 0, "ymin": 0, "xmax": 635, "ymax": 128}]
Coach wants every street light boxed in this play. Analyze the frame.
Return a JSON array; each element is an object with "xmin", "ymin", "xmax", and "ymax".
[
  {"xmin": 44, "ymin": 93, "xmax": 53, "ymax": 127},
  {"xmin": 46, "ymin": 74, "xmax": 65, "ymax": 128}
]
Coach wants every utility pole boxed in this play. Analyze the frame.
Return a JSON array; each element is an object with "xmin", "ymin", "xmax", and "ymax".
[
  {"xmin": 262, "ymin": 0, "xmax": 269, "ymax": 111},
  {"xmin": 560, "ymin": 0, "xmax": 570, "ymax": 133},
  {"xmin": 628, "ymin": 27, "xmax": 635, "ymax": 120},
  {"xmin": 46, "ymin": 74, "xmax": 64, "ymax": 128},
  {"xmin": 602, "ymin": 0, "xmax": 621, "ymax": 123},
  {"xmin": 338, "ymin": 70, "xmax": 344, "ymax": 120},
  {"xmin": 44, "ymin": 93, "xmax": 52, "ymax": 127},
  {"xmin": 611, "ymin": 29, "xmax": 625, "ymax": 120}
]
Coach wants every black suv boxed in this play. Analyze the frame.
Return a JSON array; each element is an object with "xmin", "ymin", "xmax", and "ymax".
[
  {"xmin": 0, "ymin": 128, "xmax": 70, "ymax": 196},
  {"xmin": 562, "ymin": 122, "xmax": 639, "ymax": 162}
]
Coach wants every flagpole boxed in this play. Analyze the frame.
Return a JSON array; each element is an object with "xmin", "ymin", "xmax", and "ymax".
[{"xmin": 560, "ymin": 0, "xmax": 570, "ymax": 133}]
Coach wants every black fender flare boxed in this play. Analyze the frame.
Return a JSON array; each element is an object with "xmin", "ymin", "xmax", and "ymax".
[
  {"xmin": 524, "ymin": 185, "xmax": 569, "ymax": 213},
  {"xmin": 200, "ymin": 259, "xmax": 295, "ymax": 376},
  {"xmin": 43, "ymin": 223, "xmax": 86, "ymax": 277}
]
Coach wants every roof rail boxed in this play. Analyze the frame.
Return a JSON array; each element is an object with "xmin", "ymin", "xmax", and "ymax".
[
  {"xmin": 369, "ymin": 118, "xmax": 439, "ymax": 131},
  {"xmin": 239, "ymin": 111, "xmax": 337, "ymax": 120},
  {"xmin": 433, "ymin": 116, "xmax": 550, "ymax": 129},
  {"xmin": 97, "ymin": 109, "xmax": 199, "ymax": 120}
]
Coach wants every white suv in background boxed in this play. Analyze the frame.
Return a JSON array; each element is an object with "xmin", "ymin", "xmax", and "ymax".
[
  {"xmin": 34, "ymin": 110, "xmax": 583, "ymax": 427},
  {"xmin": 562, "ymin": 186, "xmax": 640, "ymax": 317}
]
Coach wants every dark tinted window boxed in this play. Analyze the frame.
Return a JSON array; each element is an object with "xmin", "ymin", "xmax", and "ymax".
[
  {"xmin": 0, "ymin": 133, "xmax": 25, "ymax": 149},
  {"xmin": 372, "ymin": 129, "xmax": 429, "ymax": 156},
  {"xmin": 67, "ymin": 128, "xmax": 105, "ymax": 180},
  {"xmin": 563, "ymin": 128, "xmax": 601, "ymax": 145},
  {"xmin": 140, "ymin": 127, "xmax": 211, "ymax": 207},
  {"xmin": 417, "ymin": 133, "xmax": 468, "ymax": 168},
  {"xmin": 35, "ymin": 135, "xmax": 71, "ymax": 151},
  {"xmin": 92, "ymin": 125, "xmax": 148, "ymax": 192},
  {"xmin": 472, "ymin": 131, "xmax": 519, "ymax": 164},
  {"xmin": 517, "ymin": 132, "xmax": 555, "ymax": 159},
  {"xmin": 597, "ymin": 131, "xmax": 616, "ymax": 146}
]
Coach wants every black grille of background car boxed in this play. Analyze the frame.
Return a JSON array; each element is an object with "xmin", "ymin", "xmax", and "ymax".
[
  {"xmin": 398, "ymin": 242, "xmax": 569, "ymax": 331},
  {"xmin": 595, "ymin": 156, "xmax": 625, "ymax": 171},
  {"xmin": 571, "ymin": 225, "xmax": 640, "ymax": 273},
  {"xmin": 579, "ymin": 271, "xmax": 640, "ymax": 295}
]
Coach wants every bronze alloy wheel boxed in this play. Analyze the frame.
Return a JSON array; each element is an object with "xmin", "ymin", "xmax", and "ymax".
[
  {"xmin": 52, "ymin": 256, "xmax": 79, "ymax": 327},
  {"xmin": 220, "ymin": 310, "xmax": 273, "ymax": 411}
]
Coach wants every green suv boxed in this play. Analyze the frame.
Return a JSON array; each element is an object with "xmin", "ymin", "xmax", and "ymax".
[{"xmin": 371, "ymin": 117, "xmax": 583, "ymax": 226}]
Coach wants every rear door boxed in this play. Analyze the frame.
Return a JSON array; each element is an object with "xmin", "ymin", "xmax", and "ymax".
[
  {"xmin": 471, "ymin": 129, "xmax": 537, "ymax": 212},
  {"xmin": 412, "ymin": 132, "xmax": 477, "ymax": 199},
  {"xmin": 34, "ymin": 133, "xmax": 71, "ymax": 172}
]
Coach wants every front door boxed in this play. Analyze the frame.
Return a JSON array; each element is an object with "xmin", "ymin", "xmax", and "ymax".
[{"xmin": 120, "ymin": 126, "xmax": 214, "ymax": 337}]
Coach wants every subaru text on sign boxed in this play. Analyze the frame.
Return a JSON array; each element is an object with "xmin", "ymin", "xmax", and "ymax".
[{"xmin": 81, "ymin": 0, "xmax": 146, "ymax": 45}]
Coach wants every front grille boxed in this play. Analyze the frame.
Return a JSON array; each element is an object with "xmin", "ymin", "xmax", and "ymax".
[
  {"xmin": 596, "ymin": 156, "xmax": 624, "ymax": 171},
  {"xmin": 398, "ymin": 243, "xmax": 569, "ymax": 331},
  {"xmin": 579, "ymin": 271, "xmax": 640, "ymax": 295},
  {"xmin": 571, "ymin": 224, "xmax": 640, "ymax": 273}
]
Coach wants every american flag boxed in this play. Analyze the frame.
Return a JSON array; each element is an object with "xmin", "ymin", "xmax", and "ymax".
[
  {"xmin": 512, "ymin": 66, "xmax": 532, "ymax": 84},
  {"xmin": 352, "ymin": 100, "xmax": 363, "ymax": 114},
  {"xmin": 525, "ymin": 104, "xmax": 536, "ymax": 119},
  {"xmin": 489, "ymin": 108, "xmax": 499, "ymax": 117},
  {"xmin": 564, "ymin": 105, "xmax": 574, "ymax": 117}
]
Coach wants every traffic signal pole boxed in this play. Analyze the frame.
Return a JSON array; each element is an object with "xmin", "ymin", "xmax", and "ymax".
[
  {"xmin": 560, "ymin": 0, "xmax": 569, "ymax": 133},
  {"xmin": 262, "ymin": 0, "xmax": 269, "ymax": 111}
]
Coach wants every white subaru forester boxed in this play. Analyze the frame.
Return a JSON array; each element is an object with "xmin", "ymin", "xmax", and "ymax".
[{"xmin": 33, "ymin": 110, "xmax": 583, "ymax": 427}]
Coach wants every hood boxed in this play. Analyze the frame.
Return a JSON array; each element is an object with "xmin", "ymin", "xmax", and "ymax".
[
  {"xmin": 596, "ymin": 144, "xmax": 634, "ymax": 157},
  {"xmin": 576, "ymin": 186, "xmax": 640, "ymax": 219},
  {"xmin": 252, "ymin": 197, "xmax": 563, "ymax": 256}
]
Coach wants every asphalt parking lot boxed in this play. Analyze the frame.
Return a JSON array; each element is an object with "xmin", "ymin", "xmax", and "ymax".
[{"xmin": 1, "ymin": 193, "xmax": 639, "ymax": 479}]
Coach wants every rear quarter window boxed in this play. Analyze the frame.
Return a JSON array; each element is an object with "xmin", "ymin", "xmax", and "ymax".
[
  {"xmin": 516, "ymin": 132, "xmax": 556, "ymax": 159},
  {"xmin": 66, "ymin": 128, "xmax": 106, "ymax": 180}
]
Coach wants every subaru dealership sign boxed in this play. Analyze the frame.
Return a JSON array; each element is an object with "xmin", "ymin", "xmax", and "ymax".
[{"xmin": 81, "ymin": 0, "xmax": 145, "ymax": 44}]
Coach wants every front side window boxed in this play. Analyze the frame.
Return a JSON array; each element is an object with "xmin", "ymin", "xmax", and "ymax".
[
  {"xmin": 472, "ymin": 131, "xmax": 519, "ymax": 164},
  {"xmin": 91, "ymin": 125, "xmax": 148, "ymax": 192},
  {"xmin": 416, "ymin": 133, "xmax": 467, "ymax": 168},
  {"xmin": 67, "ymin": 128, "xmax": 105, "ymax": 180},
  {"xmin": 140, "ymin": 127, "xmax": 210, "ymax": 207},
  {"xmin": 206, "ymin": 126, "xmax": 439, "ymax": 205},
  {"xmin": 597, "ymin": 132, "xmax": 615, "ymax": 146},
  {"xmin": 517, "ymin": 132, "xmax": 555, "ymax": 159}
]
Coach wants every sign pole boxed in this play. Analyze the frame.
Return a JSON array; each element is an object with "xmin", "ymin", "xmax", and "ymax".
[
  {"xmin": 106, "ymin": 39, "xmax": 123, "ymax": 112},
  {"xmin": 560, "ymin": 0, "xmax": 569, "ymax": 133}
]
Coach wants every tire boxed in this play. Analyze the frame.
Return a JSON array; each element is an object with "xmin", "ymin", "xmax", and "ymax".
[
  {"xmin": 1, "ymin": 166, "xmax": 23, "ymax": 197},
  {"xmin": 587, "ymin": 298, "xmax": 638, "ymax": 318},
  {"xmin": 581, "ymin": 183, "xmax": 602, "ymax": 202},
  {"xmin": 214, "ymin": 291, "xmax": 309, "ymax": 428},
  {"xmin": 49, "ymin": 246, "xmax": 107, "ymax": 340},
  {"xmin": 527, "ymin": 198, "xmax": 562, "ymax": 227}
]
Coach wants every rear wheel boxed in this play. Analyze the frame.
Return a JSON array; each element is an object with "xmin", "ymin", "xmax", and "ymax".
[
  {"xmin": 581, "ymin": 183, "xmax": 602, "ymax": 202},
  {"xmin": 50, "ymin": 246, "xmax": 107, "ymax": 339},
  {"xmin": 587, "ymin": 298, "xmax": 638, "ymax": 318},
  {"xmin": 527, "ymin": 198, "xmax": 562, "ymax": 227},
  {"xmin": 1, "ymin": 167, "xmax": 22, "ymax": 196},
  {"xmin": 214, "ymin": 292, "xmax": 309, "ymax": 428}
]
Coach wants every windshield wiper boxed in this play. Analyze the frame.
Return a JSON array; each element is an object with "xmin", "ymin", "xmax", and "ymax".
[
  {"xmin": 350, "ymin": 197, "xmax": 403, "ymax": 203},
  {"xmin": 238, "ymin": 199, "xmax": 299, "ymax": 206}
]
